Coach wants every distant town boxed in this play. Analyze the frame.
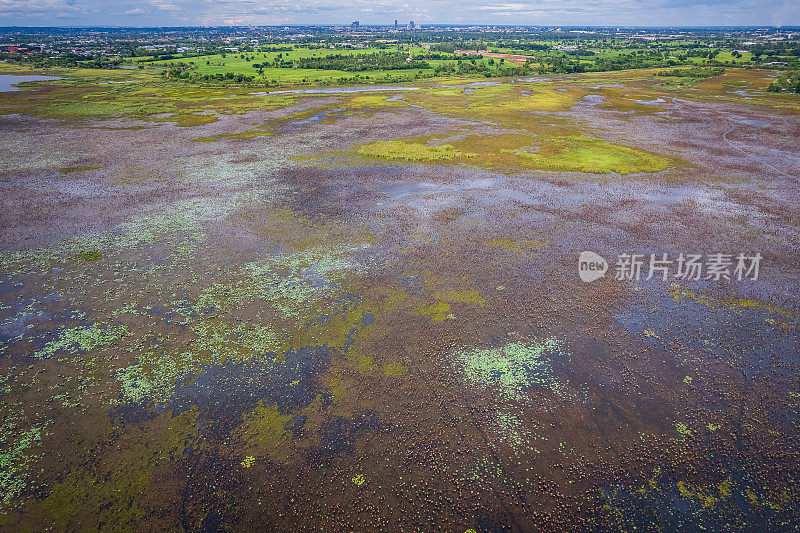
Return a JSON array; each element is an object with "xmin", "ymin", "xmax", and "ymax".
[{"xmin": 1, "ymin": 26, "xmax": 798, "ymax": 74}]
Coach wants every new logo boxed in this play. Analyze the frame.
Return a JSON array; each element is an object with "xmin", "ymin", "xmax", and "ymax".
[{"xmin": 578, "ymin": 251, "xmax": 608, "ymax": 282}]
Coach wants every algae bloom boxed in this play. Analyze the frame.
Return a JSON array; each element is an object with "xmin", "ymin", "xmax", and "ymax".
[{"xmin": 451, "ymin": 338, "xmax": 566, "ymax": 398}]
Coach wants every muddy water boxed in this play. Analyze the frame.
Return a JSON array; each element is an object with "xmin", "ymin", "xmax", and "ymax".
[{"xmin": 0, "ymin": 73, "xmax": 799, "ymax": 532}]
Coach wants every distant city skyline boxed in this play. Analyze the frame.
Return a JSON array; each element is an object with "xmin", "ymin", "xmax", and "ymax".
[{"xmin": 0, "ymin": 0, "xmax": 798, "ymax": 28}]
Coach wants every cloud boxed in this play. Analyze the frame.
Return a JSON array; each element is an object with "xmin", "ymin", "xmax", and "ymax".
[
  {"xmin": 0, "ymin": 0, "xmax": 86, "ymax": 17},
  {"xmin": 0, "ymin": 0, "xmax": 796, "ymax": 25}
]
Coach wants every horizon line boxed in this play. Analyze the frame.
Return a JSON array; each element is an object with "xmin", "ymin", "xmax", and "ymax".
[{"xmin": 1, "ymin": 24, "xmax": 799, "ymax": 30}]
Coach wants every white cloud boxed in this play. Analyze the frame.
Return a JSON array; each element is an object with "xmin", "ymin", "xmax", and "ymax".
[{"xmin": 0, "ymin": 0, "xmax": 796, "ymax": 25}]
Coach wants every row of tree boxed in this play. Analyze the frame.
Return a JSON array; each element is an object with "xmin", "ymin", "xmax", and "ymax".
[{"xmin": 275, "ymin": 52, "xmax": 430, "ymax": 71}]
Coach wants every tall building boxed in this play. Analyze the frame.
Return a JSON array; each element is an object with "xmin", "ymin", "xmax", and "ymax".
[
  {"xmin": 394, "ymin": 20, "xmax": 398, "ymax": 27},
  {"xmin": 351, "ymin": 21, "xmax": 359, "ymax": 29},
  {"xmin": 407, "ymin": 21, "xmax": 415, "ymax": 30}
]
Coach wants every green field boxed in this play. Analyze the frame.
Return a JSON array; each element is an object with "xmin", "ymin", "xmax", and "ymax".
[{"xmin": 147, "ymin": 46, "xmax": 488, "ymax": 83}]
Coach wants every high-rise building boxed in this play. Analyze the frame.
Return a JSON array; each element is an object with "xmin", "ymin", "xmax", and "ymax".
[
  {"xmin": 394, "ymin": 20, "xmax": 398, "ymax": 27},
  {"xmin": 351, "ymin": 21, "xmax": 359, "ymax": 29},
  {"xmin": 407, "ymin": 21, "xmax": 415, "ymax": 30}
]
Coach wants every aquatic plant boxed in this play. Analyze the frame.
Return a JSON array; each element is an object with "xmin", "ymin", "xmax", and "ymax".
[
  {"xmin": 0, "ymin": 412, "xmax": 46, "ymax": 510},
  {"xmin": 501, "ymin": 136, "xmax": 674, "ymax": 174},
  {"xmin": 382, "ymin": 362, "xmax": 407, "ymax": 376},
  {"xmin": 35, "ymin": 323, "xmax": 127, "ymax": 359},
  {"xmin": 451, "ymin": 338, "xmax": 567, "ymax": 398},
  {"xmin": 59, "ymin": 166, "xmax": 100, "ymax": 174},
  {"xmin": 358, "ymin": 140, "xmax": 477, "ymax": 162}
]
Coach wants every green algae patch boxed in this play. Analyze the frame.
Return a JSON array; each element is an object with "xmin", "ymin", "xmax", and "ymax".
[
  {"xmin": 675, "ymin": 422, "xmax": 692, "ymax": 440},
  {"xmin": 36, "ymin": 409, "xmax": 201, "ymax": 531},
  {"xmin": 0, "ymin": 413, "xmax": 47, "ymax": 510},
  {"xmin": 59, "ymin": 166, "xmax": 99, "ymax": 174},
  {"xmin": 116, "ymin": 346, "xmax": 217, "ymax": 405},
  {"xmin": 677, "ymin": 477, "xmax": 733, "ymax": 509},
  {"xmin": 71, "ymin": 250, "xmax": 102, "ymax": 262},
  {"xmin": 34, "ymin": 323, "xmax": 127, "ymax": 359},
  {"xmin": 0, "ymin": 67, "xmax": 303, "ymax": 124},
  {"xmin": 407, "ymin": 83, "xmax": 585, "ymax": 121},
  {"xmin": 433, "ymin": 289, "xmax": 486, "ymax": 307},
  {"xmin": 246, "ymin": 206, "xmax": 378, "ymax": 251},
  {"xmin": 342, "ymin": 130, "xmax": 680, "ymax": 177},
  {"xmin": 418, "ymin": 301, "xmax": 451, "ymax": 322},
  {"xmin": 108, "ymin": 213, "xmax": 385, "ymax": 407},
  {"xmin": 152, "ymin": 113, "xmax": 218, "ymax": 127},
  {"xmin": 669, "ymin": 284, "xmax": 797, "ymax": 331},
  {"xmin": 418, "ymin": 288, "xmax": 485, "ymax": 322},
  {"xmin": 358, "ymin": 140, "xmax": 477, "ymax": 162},
  {"xmin": 240, "ymin": 401, "xmax": 293, "ymax": 446},
  {"xmin": 190, "ymin": 126, "xmax": 273, "ymax": 142},
  {"xmin": 502, "ymin": 136, "xmax": 675, "ymax": 174},
  {"xmin": 488, "ymin": 238, "xmax": 544, "ymax": 257},
  {"xmin": 452, "ymin": 338, "xmax": 567, "ymax": 398},
  {"xmin": 383, "ymin": 362, "xmax": 408, "ymax": 376},
  {"xmin": 349, "ymin": 351, "xmax": 377, "ymax": 374},
  {"xmin": 236, "ymin": 401, "xmax": 294, "ymax": 462},
  {"xmin": 329, "ymin": 375, "xmax": 348, "ymax": 401}
]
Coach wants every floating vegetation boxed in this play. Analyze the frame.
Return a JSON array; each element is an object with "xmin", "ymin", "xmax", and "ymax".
[
  {"xmin": 675, "ymin": 422, "xmax": 692, "ymax": 439},
  {"xmin": 59, "ymin": 166, "xmax": 100, "ymax": 174},
  {"xmin": 432, "ymin": 289, "xmax": 486, "ymax": 307},
  {"xmin": 487, "ymin": 238, "xmax": 543, "ymax": 257},
  {"xmin": 35, "ymin": 323, "xmax": 127, "ymax": 359},
  {"xmin": 382, "ymin": 362, "xmax": 407, "ymax": 376},
  {"xmin": 36, "ymin": 409, "xmax": 201, "ymax": 530},
  {"xmin": 351, "ymin": 474, "xmax": 365, "ymax": 486},
  {"xmin": 190, "ymin": 125, "xmax": 274, "ymax": 142},
  {"xmin": 670, "ymin": 284, "xmax": 794, "ymax": 320},
  {"xmin": 236, "ymin": 401, "xmax": 294, "ymax": 462},
  {"xmin": 0, "ymin": 412, "xmax": 47, "ymax": 510},
  {"xmin": 677, "ymin": 478, "xmax": 732, "ymax": 509},
  {"xmin": 418, "ymin": 301, "xmax": 452, "ymax": 322},
  {"xmin": 152, "ymin": 113, "xmax": 218, "ymax": 127},
  {"xmin": 417, "ymin": 288, "xmax": 485, "ymax": 322},
  {"xmin": 501, "ymin": 136, "xmax": 674, "ymax": 174},
  {"xmin": 493, "ymin": 411, "xmax": 547, "ymax": 453},
  {"xmin": 599, "ymin": 471, "xmax": 783, "ymax": 531},
  {"xmin": 71, "ymin": 250, "xmax": 102, "ymax": 262},
  {"xmin": 358, "ymin": 140, "xmax": 477, "ymax": 162},
  {"xmin": 340, "ymin": 130, "xmax": 681, "ymax": 177},
  {"xmin": 451, "ymin": 338, "xmax": 568, "ymax": 398}
]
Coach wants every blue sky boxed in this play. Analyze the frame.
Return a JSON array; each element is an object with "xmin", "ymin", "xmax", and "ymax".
[{"xmin": 0, "ymin": 0, "xmax": 797, "ymax": 27}]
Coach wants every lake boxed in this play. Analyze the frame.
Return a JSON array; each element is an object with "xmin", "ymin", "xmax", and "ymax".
[{"xmin": 0, "ymin": 74, "xmax": 63, "ymax": 92}]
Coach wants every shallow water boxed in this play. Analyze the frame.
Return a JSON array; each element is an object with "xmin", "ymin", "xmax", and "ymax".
[
  {"xmin": 290, "ymin": 108, "xmax": 346, "ymax": 125},
  {"xmin": 435, "ymin": 81, "xmax": 502, "ymax": 88},
  {"xmin": 740, "ymin": 119, "xmax": 770, "ymax": 127},
  {"xmin": 265, "ymin": 86, "xmax": 421, "ymax": 95},
  {"xmin": 0, "ymin": 74, "xmax": 63, "ymax": 92}
]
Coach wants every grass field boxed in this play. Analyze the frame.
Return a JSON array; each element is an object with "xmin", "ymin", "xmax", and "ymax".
[{"xmin": 147, "ymin": 46, "xmax": 499, "ymax": 83}]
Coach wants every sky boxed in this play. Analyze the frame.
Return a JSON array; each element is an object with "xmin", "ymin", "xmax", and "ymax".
[{"xmin": 0, "ymin": 0, "xmax": 798, "ymax": 28}]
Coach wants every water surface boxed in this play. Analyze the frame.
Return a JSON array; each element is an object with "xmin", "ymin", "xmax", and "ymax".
[{"xmin": 0, "ymin": 74, "xmax": 63, "ymax": 92}]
